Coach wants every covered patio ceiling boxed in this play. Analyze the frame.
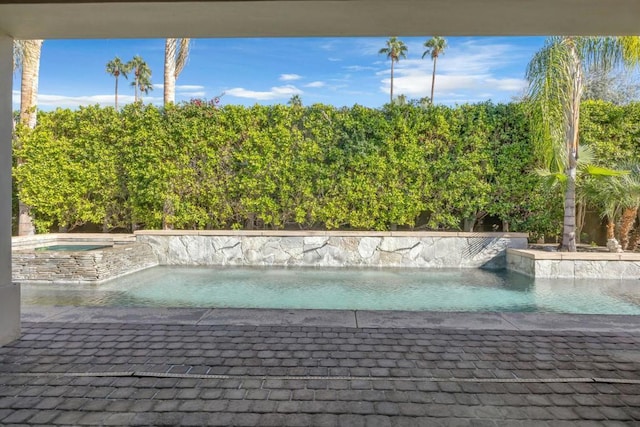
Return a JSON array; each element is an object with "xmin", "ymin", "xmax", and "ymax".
[{"xmin": 0, "ymin": 0, "xmax": 639, "ymax": 39}]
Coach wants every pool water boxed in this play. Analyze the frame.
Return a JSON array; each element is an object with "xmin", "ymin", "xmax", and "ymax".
[
  {"xmin": 20, "ymin": 266, "xmax": 640, "ymax": 314},
  {"xmin": 35, "ymin": 244, "xmax": 110, "ymax": 252}
]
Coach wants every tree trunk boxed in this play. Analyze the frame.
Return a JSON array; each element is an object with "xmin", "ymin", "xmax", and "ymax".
[
  {"xmin": 20, "ymin": 40, "xmax": 42, "ymax": 129},
  {"xmin": 134, "ymin": 70, "xmax": 139, "ymax": 102},
  {"xmin": 17, "ymin": 39, "xmax": 43, "ymax": 236},
  {"xmin": 114, "ymin": 75, "xmax": 119, "ymax": 109},
  {"xmin": 619, "ymin": 206, "xmax": 638, "ymax": 250},
  {"xmin": 430, "ymin": 56, "xmax": 437, "ymax": 104},
  {"xmin": 560, "ymin": 40, "xmax": 582, "ymax": 252},
  {"xmin": 576, "ymin": 201, "xmax": 586, "ymax": 244},
  {"xmin": 606, "ymin": 218, "xmax": 615, "ymax": 240},
  {"xmin": 162, "ymin": 198, "xmax": 174, "ymax": 230},
  {"xmin": 561, "ymin": 165, "xmax": 577, "ymax": 251},
  {"xmin": 164, "ymin": 39, "xmax": 176, "ymax": 105},
  {"xmin": 627, "ymin": 226, "xmax": 640, "ymax": 252},
  {"xmin": 390, "ymin": 60, "xmax": 394, "ymax": 103}
]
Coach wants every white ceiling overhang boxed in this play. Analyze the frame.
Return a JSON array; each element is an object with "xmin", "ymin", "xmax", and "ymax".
[{"xmin": 0, "ymin": 0, "xmax": 638, "ymax": 39}]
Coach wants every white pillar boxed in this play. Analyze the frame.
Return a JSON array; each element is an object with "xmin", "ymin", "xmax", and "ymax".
[{"xmin": 0, "ymin": 35, "xmax": 20, "ymax": 345}]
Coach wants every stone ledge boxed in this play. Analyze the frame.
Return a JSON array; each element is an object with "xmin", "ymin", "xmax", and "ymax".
[
  {"xmin": 508, "ymin": 248, "xmax": 640, "ymax": 261},
  {"xmin": 138, "ymin": 232, "xmax": 528, "ymax": 269},
  {"xmin": 507, "ymin": 248, "xmax": 640, "ymax": 279},
  {"xmin": 135, "ymin": 230, "xmax": 529, "ymax": 238},
  {"xmin": 12, "ymin": 233, "xmax": 136, "ymax": 251}
]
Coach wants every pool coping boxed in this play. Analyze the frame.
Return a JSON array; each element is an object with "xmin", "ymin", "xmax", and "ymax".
[
  {"xmin": 134, "ymin": 230, "xmax": 530, "ymax": 238},
  {"xmin": 20, "ymin": 306, "xmax": 640, "ymax": 333}
]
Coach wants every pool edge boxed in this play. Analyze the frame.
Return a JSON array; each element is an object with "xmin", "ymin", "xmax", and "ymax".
[{"xmin": 20, "ymin": 306, "xmax": 640, "ymax": 333}]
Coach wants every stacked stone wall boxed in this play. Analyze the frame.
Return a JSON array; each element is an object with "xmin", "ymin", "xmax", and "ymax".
[
  {"xmin": 12, "ymin": 243, "xmax": 158, "ymax": 284},
  {"xmin": 136, "ymin": 231, "xmax": 528, "ymax": 269}
]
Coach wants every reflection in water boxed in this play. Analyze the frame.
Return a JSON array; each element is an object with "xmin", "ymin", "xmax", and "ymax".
[{"xmin": 20, "ymin": 266, "xmax": 640, "ymax": 314}]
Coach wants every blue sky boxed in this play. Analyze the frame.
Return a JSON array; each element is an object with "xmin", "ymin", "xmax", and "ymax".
[{"xmin": 12, "ymin": 37, "xmax": 547, "ymax": 110}]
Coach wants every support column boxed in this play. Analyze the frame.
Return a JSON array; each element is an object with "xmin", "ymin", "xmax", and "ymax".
[{"xmin": 0, "ymin": 35, "xmax": 20, "ymax": 345}]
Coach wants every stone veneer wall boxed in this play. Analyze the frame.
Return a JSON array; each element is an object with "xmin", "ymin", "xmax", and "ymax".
[
  {"xmin": 12, "ymin": 234, "xmax": 158, "ymax": 284},
  {"xmin": 136, "ymin": 231, "xmax": 529, "ymax": 269},
  {"xmin": 507, "ymin": 249, "xmax": 640, "ymax": 279}
]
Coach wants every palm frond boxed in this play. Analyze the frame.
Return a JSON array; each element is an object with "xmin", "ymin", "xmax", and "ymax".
[
  {"xmin": 620, "ymin": 36, "xmax": 640, "ymax": 67},
  {"xmin": 175, "ymin": 38, "xmax": 190, "ymax": 78},
  {"xmin": 583, "ymin": 164, "xmax": 628, "ymax": 177},
  {"xmin": 525, "ymin": 37, "xmax": 571, "ymax": 171}
]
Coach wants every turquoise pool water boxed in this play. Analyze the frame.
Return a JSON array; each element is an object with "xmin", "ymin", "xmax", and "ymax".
[{"xmin": 20, "ymin": 266, "xmax": 640, "ymax": 314}]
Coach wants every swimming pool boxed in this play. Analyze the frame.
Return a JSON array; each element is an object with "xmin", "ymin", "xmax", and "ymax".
[{"xmin": 20, "ymin": 266, "xmax": 640, "ymax": 314}]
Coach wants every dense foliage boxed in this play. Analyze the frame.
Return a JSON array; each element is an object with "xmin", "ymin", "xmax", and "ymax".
[{"xmin": 19, "ymin": 100, "xmax": 626, "ymax": 237}]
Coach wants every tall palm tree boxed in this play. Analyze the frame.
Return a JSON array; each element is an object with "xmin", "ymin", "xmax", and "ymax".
[
  {"xmin": 127, "ymin": 55, "xmax": 153, "ymax": 102},
  {"xmin": 14, "ymin": 39, "xmax": 43, "ymax": 235},
  {"xmin": 19, "ymin": 40, "xmax": 43, "ymax": 130},
  {"xmin": 164, "ymin": 38, "xmax": 190, "ymax": 105},
  {"xmin": 106, "ymin": 57, "xmax": 130, "ymax": 109},
  {"xmin": 526, "ymin": 36, "xmax": 640, "ymax": 251},
  {"xmin": 422, "ymin": 36, "xmax": 447, "ymax": 104},
  {"xmin": 379, "ymin": 37, "xmax": 408, "ymax": 103}
]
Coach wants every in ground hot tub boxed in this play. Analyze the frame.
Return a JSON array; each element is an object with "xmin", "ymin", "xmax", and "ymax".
[{"xmin": 12, "ymin": 234, "xmax": 158, "ymax": 284}]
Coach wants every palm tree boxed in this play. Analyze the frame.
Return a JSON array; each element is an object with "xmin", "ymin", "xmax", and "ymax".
[
  {"xmin": 106, "ymin": 57, "xmax": 130, "ymax": 109},
  {"xmin": 14, "ymin": 39, "xmax": 43, "ymax": 236},
  {"xmin": 379, "ymin": 37, "xmax": 408, "ymax": 103},
  {"xmin": 526, "ymin": 36, "xmax": 640, "ymax": 251},
  {"xmin": 422, "ymin": 36, "xmax": 447, "ymax": 104},
  {"xmin": 163, "ymin": 38, "xmax": 190, "ymax": 105},
  {"xmin": 127, "ymin": 55, "xmax": 153, "ymax": 102},
  {"xmin": 288, "ymin": 94, "xmax": 302, "ymax": 107}
]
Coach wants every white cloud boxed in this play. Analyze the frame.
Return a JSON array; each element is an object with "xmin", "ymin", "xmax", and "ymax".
[
  {"xmin": 13, "ymin": 92, "xmax": 162, "ymax": 109},
  {"xmin": 380, "ymin": 68, "xmax": 526, "ymax": 100},
  {"xmin": 327, "ymin": 57, "xmax": 341, "ymax": 62},
  {"xmin": 319, "ymin": 41, "xmax": 337, "ymax": 51},
  {"xmin": 226, "ymin": 85, "xmax": 302, "ymax": 101},
  {"xmin": 279, "ymin": 74, "xmax": 302, "ymax": 81},
  {"xmin": 305, "ymin": 81, "xmax": 326, "ymax": 88},
  {"xmin": 377, "ymin": 40, "xmax": 529, "ymax": 102},
  {"xmin": 485, "ymin": 78, "xmax": 527, "ymax": 92},
  {"xmin": 437, "ymin": 40, "xmax": 529, "ymax": 74},
  {"xmin": 176, "ymin": 84, "xmax": 205, "ymax": 91},
  {"xmin": 51, "ymin": 93, "xmax": 161, "ymax": 107}
]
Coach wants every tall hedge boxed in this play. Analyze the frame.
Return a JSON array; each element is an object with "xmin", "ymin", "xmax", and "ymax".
[{"xmin": 13, "ymin": 101, "xmax": 583, "ymax": 236}]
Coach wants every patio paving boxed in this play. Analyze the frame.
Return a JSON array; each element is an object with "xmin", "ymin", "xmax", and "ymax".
[{"xmin": 0, "ymin": 308, "xmax": 639, "ymax": 425}]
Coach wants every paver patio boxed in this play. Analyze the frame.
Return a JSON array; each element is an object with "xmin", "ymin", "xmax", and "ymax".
[{"xmin": 0, "ymin": 308, "xmax": 639, "ymax": 426}]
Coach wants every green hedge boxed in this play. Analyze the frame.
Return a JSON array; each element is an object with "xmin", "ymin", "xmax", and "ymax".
[{"xmin": 13, "ymin": 101, "xmax": 579, "ymax": 236}]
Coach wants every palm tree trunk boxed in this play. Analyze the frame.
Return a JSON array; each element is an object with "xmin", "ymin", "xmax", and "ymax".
[
  {"xmin": 114, "ymin": 75, "xmax": 119, "ymax": 109},
  {"xmin": 18, "ymin": 39, "xmax": 43, "ymax": 236},
  {"xmin": 430, "ymin": 57, "xmax": 437, "ymax": 104},
  {"xmin": 20, "ymin": 40, "xmax": 42, "ymax": 129},
  {"xmin": 628, "ymin": 215, "xmax": 640, "ymax": 252},
  {"xmin": 134, "ymin": 72, "xmax": 139, "ymax": 102},
  {"xmin": 606, "ymin": 218, "xmax": 616, "ymax": 240},
  {"xmin": 560, "ymin": 40, "xmax": 582, "ymax": 252},
  {"xmin": 561, "ymin": 165, "xmax": 577, "ymax": 251},
  {"xmin": 164, "ymin": 39, "xmax": 176, "ymax": 105},
  {"xmin": 619, "ymin": 206, "xmax": 638, "ymax": 250},
  {"xmin": 390, "ymin": 60, "xmax": 394, "ymax": 103}
]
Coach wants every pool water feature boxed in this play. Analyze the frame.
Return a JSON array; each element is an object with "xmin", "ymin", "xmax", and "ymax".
[{"xmin": 20, "ymin": 266, "xmax": 640, "ymax": 315}]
